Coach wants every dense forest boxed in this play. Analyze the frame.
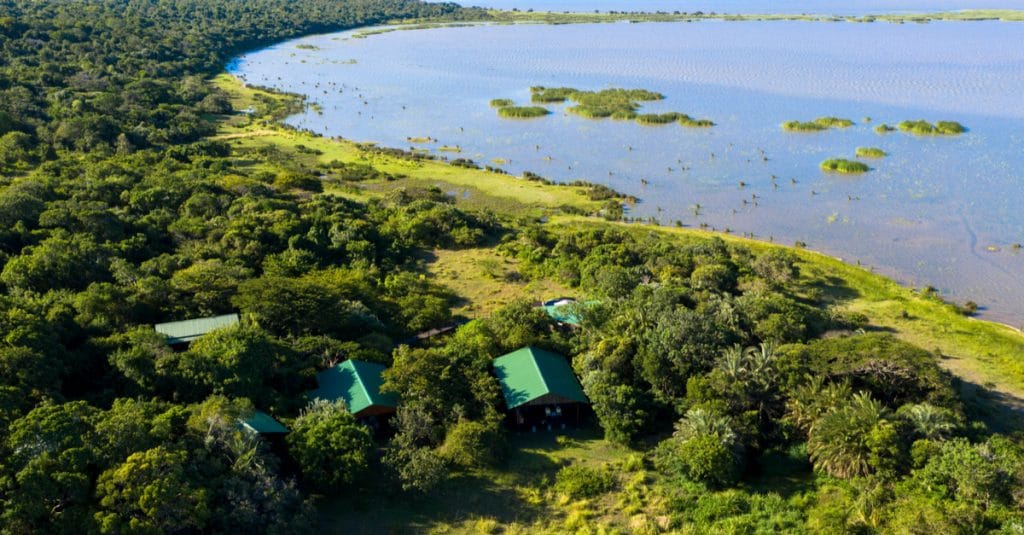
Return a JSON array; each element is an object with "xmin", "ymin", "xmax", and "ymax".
[{"xmin": 1, "ymin": 0, "xmax": 1023, "ymax": 533}]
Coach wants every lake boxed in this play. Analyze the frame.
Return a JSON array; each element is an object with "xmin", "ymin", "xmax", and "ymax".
[
  {"xmin": 445, "ymin": 0, "xmax": 1024, "ymax": 15},
  {"xmin": 230, "ymin": 18, "xmax": 1024, "ymax": 324}
]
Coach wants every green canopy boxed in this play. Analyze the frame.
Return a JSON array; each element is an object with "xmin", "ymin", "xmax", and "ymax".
[
  {"xmin": 493, "ymin": 346, "xmax": 588, "ymax": 409},
  {"xmin": 240, "ymin": 410, "xmax": 288, "ymax": 434},
  {"xmin": 155, "ymin": 313, "xmax": 239, "ymax": 345},
  {"xmin": 309, "ymin": 360, "xmax": 398, "ymax": 417}
]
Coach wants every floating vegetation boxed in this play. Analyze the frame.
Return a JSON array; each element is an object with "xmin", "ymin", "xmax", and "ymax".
[
  {"xmin": 295, "ymin": 44, "xmax": 320, "ymax": 50},
  {"xmin": 635, "ymin": 112, "xmax": 680, "ymax": 125},
  {"xmin": 406, "ymin": 136, "xmax": 434, "ymax": 143},
  {"xmin": 821, "ymin": 158, "xmax": 870, "ymax": 174},
  {"xmin": 565, "ymin": 88, "xmax": 664, "ymax": 118},
  {"xmin": 491, "ymin": 158, "xmax": 508, "ymax": 165},
  {"xmin": 874, "ymin": 123, "xmax": 896, "ymax": 134},
  {"xmin": 496, "ymin": 106, "xmax": 551, "ymax": 118},
  {"xmin": 438, "ymin": 145, "xmax": 462, "ymax": 153},
  {"xmin": 634, "ymin": 112, "xmax": 714, "ymax": 127},
  {"xmin": 489, "ymin": 98, "xmax": 514, "ymax": 108},
  {"xmin": 782, "ymin": 116, "xmax": 855, "ymax": 132},
  {"xmin": 530, "ymin": 86, "xmax": 578, "ymax": 103},
  {"xmin": 855, "ymin": 147, "xmax": 888, "ymax": 158},
  {"xmin": 898, "ymin": 120, "xmax": 967, "ymax": 135}
]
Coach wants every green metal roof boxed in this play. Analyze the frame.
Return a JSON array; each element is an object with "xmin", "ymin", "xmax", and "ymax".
[
  {"xmin": 308, "ymin": 360, "xmax": 398, "ymax": 416},
  {"xmin": 240, "ymin": 410, "xmax": 288, "ymax": 434},
  {"xmin": 493, "ymin": 346, "xmax": 588, "ymax": 409},
  {"xmin": 155, "ymin": 313, "xmax": 239, "ymax": 345}
]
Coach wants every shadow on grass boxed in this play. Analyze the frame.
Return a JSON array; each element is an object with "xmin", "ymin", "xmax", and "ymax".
[
  {"xmin": 809, "ymin": 274, "xmax": 862, "ymax": 304},
  {"xmin": 954, "ymin": 376, "xmax": 1024, "ymax": 433}
]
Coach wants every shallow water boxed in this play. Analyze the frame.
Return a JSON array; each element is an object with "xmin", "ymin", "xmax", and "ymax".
[
  {"xmin": 231, "ymin": 19, "xmax": 1024, "ymax": 324},
  {"xmin": 446, "ymin": 0, "xmax": 1024, "ymax": 15}
]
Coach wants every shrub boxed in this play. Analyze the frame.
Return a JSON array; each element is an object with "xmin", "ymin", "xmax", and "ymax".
[
  {"xmin": 553, "ymin": 465, "xmax": 614, "ymax": 498},
  {"xmin": 654, "ymin": 435, "xmax": 741, "ymax": 488},
  {"xmin": 440, "ymin": 419, "xmax": 506, "ymax": 468}
]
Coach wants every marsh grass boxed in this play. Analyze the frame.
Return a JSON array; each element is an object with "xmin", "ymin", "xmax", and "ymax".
[
  {"xmin": 497, "ymin": 106, "xmax": 551, "ymax": 118},
  {"xmin": 898, "ymin": 120, "xmax": 967, "ymax": 135},
  {"xmin": 874, "ymin": 124, "xmax": 896, "ymax": 134},
  {"xmin": 782, "ymin": 117, "xmax": 854, "ymax": 132},
  {"xmin": 821, "ymin": 158, "xmax": 870, "ymax": 174},
  {"xmin": 855, "ymin": 147, "xmax": 888, "ymax": 158},
  {"xmin": 490, "ymin": 98, "xmax": 514, "ymax": 108}
]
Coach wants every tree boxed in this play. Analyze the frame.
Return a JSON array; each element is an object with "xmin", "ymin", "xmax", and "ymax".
[
  {"xmin": 94, "ymin": 446, "xmax": 210, "ymax": 534},
  {"xmin": 897, "ymin": 403, "xmax": 960, "ymax": 441},
  {"xmin": 654, "ymin": 408, "xmax": 744, "ymax": 488},
  {"xmin": 807, "ymin": 393, "xmax": 899, "ymax": 479},
  {"xmin": 286, "ymin": 399, "xmax": 373, "ymax": 493},
  {"xmin": 581, "ymin": 370, "xmax": 650, "ymax": 446},
  {"xmin": 440, "ymin": 418, "xmax": 505, "ymax": 468}
]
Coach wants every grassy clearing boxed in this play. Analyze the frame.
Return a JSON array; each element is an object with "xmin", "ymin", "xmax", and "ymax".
[
  {"xmin": 425, "ymin": 248, "xmax": 575, "ymax": 318},
  {"xmin": 213, "ymin": 74, "xmax": 607, "ymax": 217},
  {"xmin": 820, "ymin": 158, "xmax": 870, "ymax": 174},
  {"xmin": 318, "ymin": 429, "xmax": 654, "ymax": 534}
]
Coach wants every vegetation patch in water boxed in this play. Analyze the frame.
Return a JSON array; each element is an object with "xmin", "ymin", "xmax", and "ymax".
[
  {"xmin": 874, "ymin": 124, "xmax": 896, "ymax": 134},
  {"xmin": 821, "ymin": 158, "xmax": 870, "ymax": 174},
  {"xmin": 489, "ymin": 98, "xmax": 514, "ymax": 108},
  {"xmin": 496, "ymin": 106, "xmax": 551, "ymax": 118},
  {"xmin": 898, "ymin": 120, "xmax": 967, "ymax": 135},
  {"xmin": 855, "ymin": 147, "xmax": 888, "ymax": 158},
  {"xmin": 782, "ymin": 117, "xmax": 855, "ymax": 132}
]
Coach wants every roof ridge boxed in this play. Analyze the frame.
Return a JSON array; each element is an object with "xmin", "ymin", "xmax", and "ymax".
[
  {"xmin": 349, "ymin": 359, "xmax": 379, "ymax": 409},
  {"xmin": 528, "ymin": 347, "xmax": 551, "ymax": 397}
]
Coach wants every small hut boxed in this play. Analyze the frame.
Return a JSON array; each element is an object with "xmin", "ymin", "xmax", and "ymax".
[
  {"xmin": 493, "ymin": 346, "xmax": 589, "ymax": 431},
  {"xmin": 308, "ymin": 359, "xmax": 398, "ymax": 419},
  {"xmin": 155, "ymin": 313, "xmax": 239, "ymax": 349}
]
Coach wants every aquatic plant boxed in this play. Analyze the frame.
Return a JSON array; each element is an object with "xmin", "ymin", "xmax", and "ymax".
[
  {"xmin": 530, "ymin": 86, "xmax": 577, "ymax": 103},
  {"xmin": 489, "ymin": 98, "xmax": 514, "ymax": 108},
  {"xmin": 497, "ymin": 106, "xmax": 551, "ymax": 118},
  {"xmin": 782, "ymin": 117, "xmax": 854, "ymax": 132},
  {"xmin": 678, "ymin": 115, "xmax": 715, "ymax": 128},
  {"xmin": 874, "ymin": 124, "xmax": 896, "ymax": 134},
  {"xmin": 855, "ymin": 147, "xmax": 888, "ymax": 158},
  {"xmin": 821, "ymin": 158, "xmax": 870, "ymax": 174},
  {"xmin": 898, "ymin": 120, "xmax": 966, "ymax": 135},
  {"xmin": 636, "ymin": 112, "xmax": 682, "ymax": 125}
]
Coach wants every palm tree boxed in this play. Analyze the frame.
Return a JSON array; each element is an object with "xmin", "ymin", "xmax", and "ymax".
[
  {"xmin": 717, "ymin": 344, "xmax": 748, "ymax": 380},
  {"xmin": 786, "ymin": 376, "xmax": 853, "ymax": 434},
  {"xmin": 807, "ymin": 392, "xmax": 888, "ymax": 478},
  {"xmin": 898, "ymin": 403, "xmax": 959, "ymax": 440},
  {"xmin": 673, "ymin": 408, "xmax": 736, "ymax": 445}
]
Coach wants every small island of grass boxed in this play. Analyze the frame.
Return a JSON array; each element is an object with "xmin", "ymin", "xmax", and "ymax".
[
  {"xmin": 821, "ymin": 158, "xmax": 871, "ymax": 174},
  {"xmin": 855, "ymin": 146, "xmax": 888, "ymax": 158},
  {"xmin": 496, "ymin": 105, "xmax": 551, "ymax": 118},
  {"xmin": 782, "ymin": 116, "xmax": 855, "ymax": 132},
  {"xmin": 898, "ymin": 119, "xmax": 967, "ymax": 135},
  {"xmin": 874, "ymin": 123, "xmax": 896, "ymax": 134},
  {"xmin": 489, "ymin": 98, "xmax": 514, "ymax": 108},
  {"xmin": 634, "ymin": 112, "xmax": 715, "ymax": 128}
]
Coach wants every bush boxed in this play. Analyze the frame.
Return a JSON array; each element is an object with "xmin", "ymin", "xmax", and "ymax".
[
  {"xmin": 553, "ymin": 465, "xmax": 614, "ymax": 498},
  {"xmin": 654, "ymin": 435, "xmax": 742, "ymax": 488},
  {"xmin": 440, "ymin": 419, "xmax": 506, "ymax": 468}
]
